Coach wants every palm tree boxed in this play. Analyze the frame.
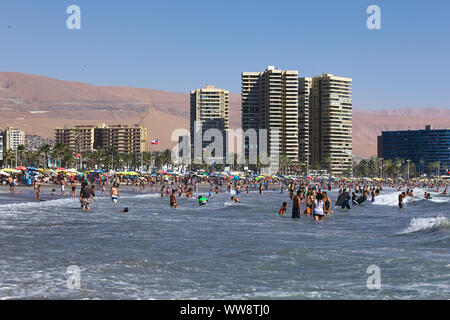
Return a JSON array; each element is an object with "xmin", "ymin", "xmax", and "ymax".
[
  {"xmin": 16, "ymin": 144, "xmax": 25, "ymax": 166},
  {"xmin": 39, "ymin": 143, "xmax": 52, "ymax": 169},
  {"xmin": 394, "ymin": 158, "xmax": 403, "ymax": 178},
  {"xmin": 143, "ymin": 152, "xmax": 154, "ymax": 171},
  {"xmin": 51, "ymin": 143, "xmax": 73, "ymax": 168},
  {"xmin": 382, "ymin": 159, "xmax": 394, "ymax": 178},
  {"xmin": 278, "ymin": 155, "xmax": 292, "ymax": 175},
  {"xmin": 2, "ymin": 148, "xmax": 14, "ymax": 168},
  {"xmin": 426, "ymin": 161, "xmax": 439, "ymax": 177},
  {"xmin": 419, "ymin": 157, "xmax": 425, "ymax": 176},
  {"xmin": 162, "ymin": 149, "xmax": 173, "ymax": 170}
]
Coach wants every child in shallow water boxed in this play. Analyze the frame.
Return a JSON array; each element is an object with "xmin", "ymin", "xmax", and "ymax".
[{"xmin": 279, "ymin": 202, "xmax": 288, "ymax": 216}]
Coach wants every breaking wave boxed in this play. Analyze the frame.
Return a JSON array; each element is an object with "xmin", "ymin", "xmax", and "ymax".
[{"xmin": 398, "ymin": 216, "xmax": 450, "ymax": 235}]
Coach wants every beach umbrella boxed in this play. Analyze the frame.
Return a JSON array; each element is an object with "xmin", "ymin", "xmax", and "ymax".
[
  {"xmin": 0, "ymin": 170, "xmax": 10, "ymax": 176},
  {"xmin": 43, "ymin": 169, "xmax": 57, "ymax": 176},
  {"xmin": 27, "ymin": 166, "xmax": 38, "ymax": 171},
  {"xmin": 14, "ymin": 166, "xmax": 27, "ymax": 171},
  {"xmin": 3, "ymin": 168, "xmax": 21, "ymax": 174}
]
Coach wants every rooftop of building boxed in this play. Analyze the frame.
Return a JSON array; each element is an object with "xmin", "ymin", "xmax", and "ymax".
[{"xmin": 381, "ymin": 125, "xmax": 450, "ymax": 134}]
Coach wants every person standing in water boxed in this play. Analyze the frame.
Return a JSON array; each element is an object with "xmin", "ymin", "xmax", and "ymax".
[
  {"xmin": 8, "ymin": 176, "xmax": 15, "ymax": 194},
  {"xmin": 35, "ymin": 183, "xmax": 41, "ymax": 202},
  {"xmin": 292, "ymin": 190, "xmax": 301, "ymax": 219},
  {"xmin": 70, "ymin": 180, "xmax": 77, "ymax": 198},
  {"xmin": 312, "ymin": 192, "xmax": 326, "ymax": 221},
  {"xmin": 60, "ymin": 178, "xmax": 66, "ymax": 196},
  {"xmin": 80, "ymin": 183, "xmax": 94, "ymax": 211},
  {"xmin": 110, "ymin": 184, "xmax": 119, "ymax": 204},
  {"xmin": 170, "ymin": 189, "xmax": 178, "ymax": 208},
  {"xmin": 398, "ymin": 192, "xmax": 406, "ymax": 209}
]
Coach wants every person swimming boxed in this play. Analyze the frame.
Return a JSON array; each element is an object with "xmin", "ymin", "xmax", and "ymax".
[
  {"xmin": 279, "ymin": 202, "xmax": 288, "ymax": 216},
  {"xmin": 198, "ymin": 196, "xmax": 208, "ymax": 206},
  {"xmin": 231, "ymin": 196, "xmax": 240, "ymax": 203},
  {"xmin": 121, "ymin": 207, "xmax": 129, "ymax": 213}
]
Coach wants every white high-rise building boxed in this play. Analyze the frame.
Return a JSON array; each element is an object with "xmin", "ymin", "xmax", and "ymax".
[
  {"xmin": 4, "ymin": 127, "xmax": 25, "ymax": 151},
  {"xmin": 242, "ymin": 66, "xmax": 299, "ymax": 162}
]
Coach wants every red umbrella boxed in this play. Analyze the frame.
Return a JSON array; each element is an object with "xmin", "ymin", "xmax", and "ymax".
[
  {"xmin": 57, "ymin": 167, "xmax": 66, "ymax": 171},
  {"xmin": 14, "ymin": 166, "xmax": 27, "ymax": 171}
]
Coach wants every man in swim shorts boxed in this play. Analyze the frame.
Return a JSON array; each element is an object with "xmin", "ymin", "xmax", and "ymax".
[
  {"xmin": 292, "ymin": 190, "xmax": 301, "ymax": 219},
  {"xmin": 80, "ymin": 183, "xmax": 93, "ymax": 211},
  {"xmin": 110, "ymin": 184, "xmax": 119, "ymax": 203}
]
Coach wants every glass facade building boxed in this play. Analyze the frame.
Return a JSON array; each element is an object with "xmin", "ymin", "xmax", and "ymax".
[{"xmin": 379, "ymin": 126, "xmax": 450, "ymax": 174}]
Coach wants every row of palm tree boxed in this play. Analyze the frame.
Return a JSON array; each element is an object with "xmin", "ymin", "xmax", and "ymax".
[
  {"xmin": 1, "ymin": 145, "xmax": 447, "ymax": 177},
  {"xmin": 351, "ymin": 157, "xmax": 447, "ymax": 178},
  {"xmin": 0, "ymin": 143, "xmax": 176, "ymax": 171}
]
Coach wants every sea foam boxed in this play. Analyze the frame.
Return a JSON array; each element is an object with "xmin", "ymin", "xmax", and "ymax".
[{"xmin": 398, "ymin": 216, "xmax": 449, "ymax": 235}]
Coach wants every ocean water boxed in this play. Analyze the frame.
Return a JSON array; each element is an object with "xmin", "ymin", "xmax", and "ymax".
[{"xmin": 0, "ymin": 187, "xmax": 448, "ymax": 299}]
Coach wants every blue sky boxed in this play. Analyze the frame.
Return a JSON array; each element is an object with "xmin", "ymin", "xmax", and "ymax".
[{"xmin": 1, "ymin": 0, "xmax": 449, "ymax": 110}]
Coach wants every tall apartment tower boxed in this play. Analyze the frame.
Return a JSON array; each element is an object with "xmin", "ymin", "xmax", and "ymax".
[
  {"xmin": 310, "ymin": 74, "xmax": 352, "ymax": 176},
  {"xmin": 298, "ymin": 77, "xmax": 312, "ymax": 166},
  {"xmin": 4, "ymin": 126, "xmax": 25, "ymax": 151},
  {"xmin": 190, "ymin": 85, "xmax": 229, "ymax": 156},
  {"xmin": 241, "ymin": 66, "xmax": 299, "ymax": 162}
]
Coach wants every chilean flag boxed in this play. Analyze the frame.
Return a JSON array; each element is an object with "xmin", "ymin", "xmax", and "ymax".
[{"xmin": 151, "ymin": 139, "xmax": 159, "ymax": 145}]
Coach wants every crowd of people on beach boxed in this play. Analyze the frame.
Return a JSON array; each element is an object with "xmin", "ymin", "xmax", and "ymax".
[{"xmin": 1, "ymin": 170, "xmax": 449, "ymax": 217}]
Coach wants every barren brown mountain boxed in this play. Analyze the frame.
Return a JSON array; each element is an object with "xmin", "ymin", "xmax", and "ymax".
[{"xmin": 1, "ymin": 72, "xmax": 449, "ymax": 157}]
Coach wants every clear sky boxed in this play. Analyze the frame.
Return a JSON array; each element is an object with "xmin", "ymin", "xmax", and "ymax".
[{"xmin": 1, "ymin": 0, "xmax": 449, "ymax": 110}]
